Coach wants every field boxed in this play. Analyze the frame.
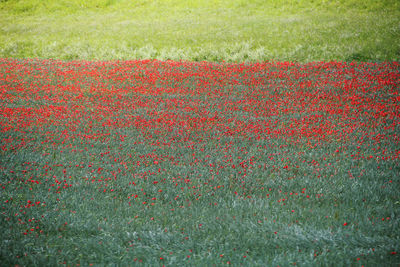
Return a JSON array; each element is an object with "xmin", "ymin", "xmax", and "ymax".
[
  {"xmin": 1, "ymin": 0, "xmax": 400, "ymax": 266},
  {"xmin": 0, "ymin": 58, "xmax": 399, "ymax": 265},
  {"xmin": 0, "ymin": 0, "xmax": 400, "ymax": 62}
]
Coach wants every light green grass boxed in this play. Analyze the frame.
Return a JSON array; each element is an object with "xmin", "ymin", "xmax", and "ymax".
[{"xmin": 1, "ymin": 0, "xmax": 399, "ymax": 62}]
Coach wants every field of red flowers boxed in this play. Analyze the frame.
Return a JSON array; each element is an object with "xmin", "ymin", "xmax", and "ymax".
[{"xmin": 0, "ymin": 58, "xmax": 399, "ymax": 265}]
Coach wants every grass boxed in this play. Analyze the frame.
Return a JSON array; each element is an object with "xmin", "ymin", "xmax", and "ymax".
[
  {"xmin": 0, "ymin": 59, "xmax": 399, "ymax": 265},
  {"xmin": 0, "ymin": 0, "xmax": 399, "ymax": 266},
  {"xmin": 0, "ymin": 0, "xmax": 400, "ymax": 62}
]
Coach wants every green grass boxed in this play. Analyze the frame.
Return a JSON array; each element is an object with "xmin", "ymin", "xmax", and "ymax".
[
  {"xmin": 1, "ymin": 0, "xmax": 399, "ymax": 62},
  {"xmin": 0, "ymin": 59, "xmax": 399, "ymax": 266},
  {"xmin": 0, "ymin": 1, "xmax": 399, "ymax": 265}
]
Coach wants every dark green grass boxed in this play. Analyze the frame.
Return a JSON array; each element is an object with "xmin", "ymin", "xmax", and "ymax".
[
  {"xmin": 1, "ymin": 0, "xmax": 400, "ymax": 62},
  {"xmin": 1, "ymin": 137, "xmax": 399, "ymax": 266},
  {"xmin": 0, "ymin": 59, "xmax": 399, "ymax": 265},
  {"xmin": 1, "ymin": 138, "xmax": 399, "ymax": 266}
]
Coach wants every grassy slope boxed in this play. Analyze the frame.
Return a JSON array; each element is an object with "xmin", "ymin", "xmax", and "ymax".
[{"xmin": 0, "ymin": 0, "xmax": 399, "ymax": 62}]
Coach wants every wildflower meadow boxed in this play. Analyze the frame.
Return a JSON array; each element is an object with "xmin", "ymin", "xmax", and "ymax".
[
  {"xmin": 0, "ymin": 59, "xmax": 399, "ymax": 265},
  {"xmin": 1, "ymin": 0, "xmax": 400, "ymax": 266}
]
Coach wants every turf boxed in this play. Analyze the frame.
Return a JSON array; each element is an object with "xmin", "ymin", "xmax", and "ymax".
[{"xmin": 0, "ymin": 0, "xmax": 399, "ymax": 62}]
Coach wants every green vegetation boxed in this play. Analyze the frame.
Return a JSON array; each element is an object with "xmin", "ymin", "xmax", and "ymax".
[
  {"xmin": 1, "ymin": 59, "xmax": 399, "ymax": 266},
  {"xmin": 1, "ymin": 0, "xmax": 399, "ymax": 62},
  {"xmin": 0, "ymin": 0, "xmax": 399, "ymax": 265}
]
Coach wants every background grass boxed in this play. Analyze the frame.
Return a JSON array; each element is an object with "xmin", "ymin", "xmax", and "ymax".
[{"xmin": 1, "ymin": 0, "xmax": 399, "ymax": 62}]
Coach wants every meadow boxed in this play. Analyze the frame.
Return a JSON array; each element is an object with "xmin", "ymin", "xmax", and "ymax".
[
  {"xmin": 0, "ymin": 58, "xmax": 399, "ymax": 266},
  {"xmin": 0, "ymin": 0, "xmax": 399, "ymax": 62},
  {"xmin": 0, "ymin": 0, "xmax": 400, "ymax": 266}
]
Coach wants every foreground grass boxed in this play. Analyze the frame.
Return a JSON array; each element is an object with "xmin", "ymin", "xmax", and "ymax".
[
  {"xmin": 0, "ymin": 59, "xmax": 399, "ymax": 265},
  {"xmin": 0, "ymin": 0, "xmax": 399, "ymax": 62}
]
